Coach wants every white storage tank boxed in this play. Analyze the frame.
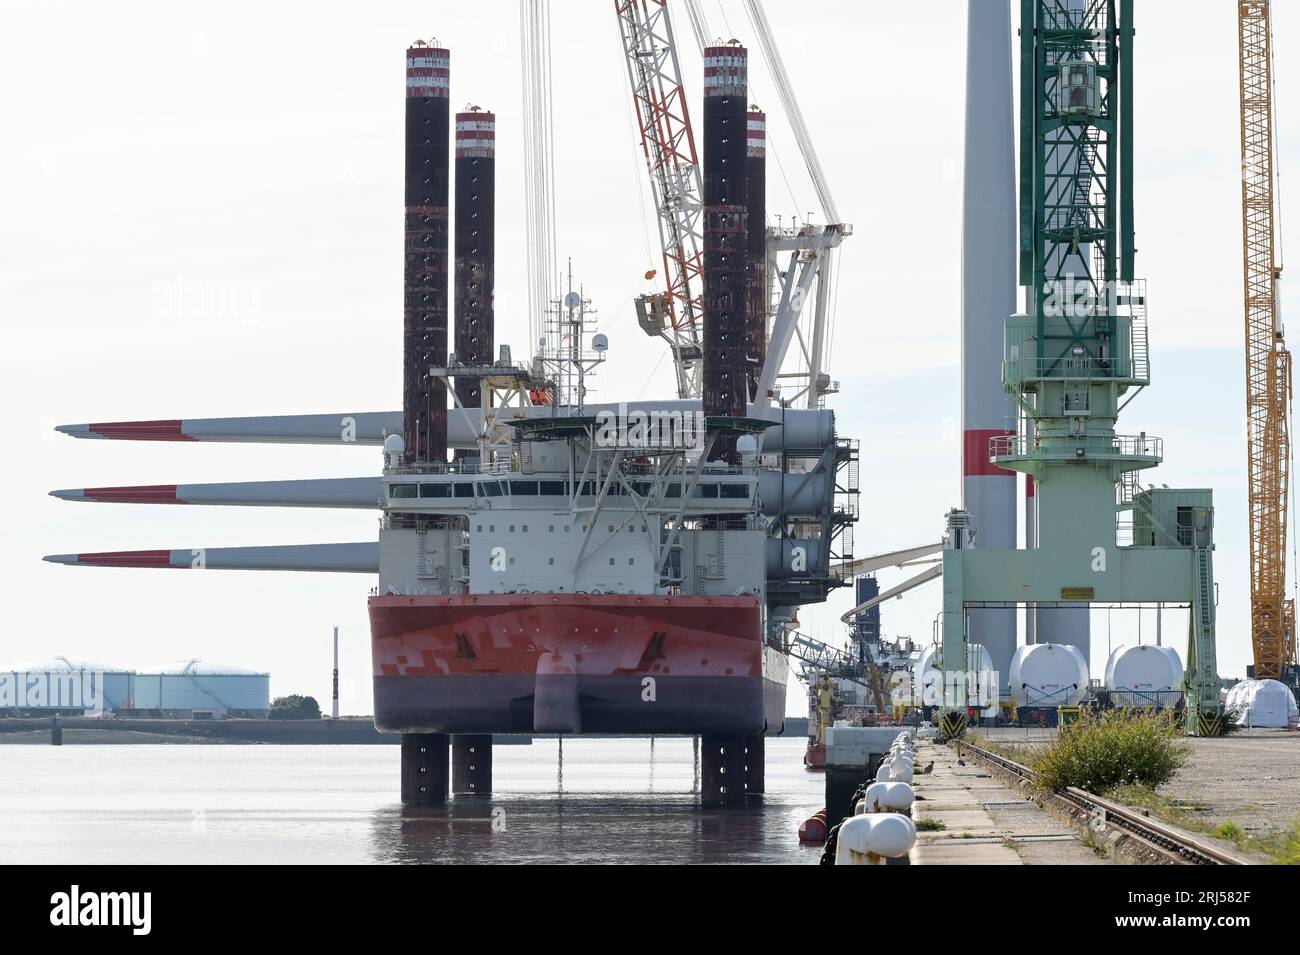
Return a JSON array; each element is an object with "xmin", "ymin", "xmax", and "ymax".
[
  {"xmin": 1104, "ymin": 644, "xmax": 1183, "ymax": 708},
  {"xmin": 5, "ymin": 658, "xmax": 135, "ymax": 714},
  {"xmin": 1225, "ymin": 679, "xmax": 1298, "ymax": 728},
  {"xmin": 1009, "ymin": 643, "xmax": 1089, "ymax": 708},
  {"xmin": 912, "ymin": 643, "xmax": 998, "ymax": 714},
  {"xmin": 135, "ymin": 660, "xmax": 270, "ymax": 718}
]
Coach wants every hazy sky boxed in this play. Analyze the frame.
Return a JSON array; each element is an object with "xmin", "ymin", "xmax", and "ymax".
[{"xmin": 2, "ymin": 1, "xmax": 1296, "ymax": 716}]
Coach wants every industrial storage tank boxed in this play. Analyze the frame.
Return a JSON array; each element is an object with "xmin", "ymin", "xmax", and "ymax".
[
  {"xmin": 1103, "ymin": 644, "xmax": 1183, "ymax": 708},
  {"xmin": 4, "ymin": 658, "xmax": 135, "ymax": 714},
  {"xmin": 1224, "ymin": 679, "xmax": 1298, "ymax": 728},
  {"xmin": 133, "ymin": 661, "xmax": 270, "ymax": 718},
  {"xmin": 913, "ymin": 643, "xmax": 998, "ymax": 714},
  {"xmin": 1009, "ymin": 644, "xmax": 1089, "ymax": 708}
]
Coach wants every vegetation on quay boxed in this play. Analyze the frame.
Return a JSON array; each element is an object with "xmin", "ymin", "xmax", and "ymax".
[{"xmin": 1030, "ymin": 709, "xmax": 1188, "ymax": 792}]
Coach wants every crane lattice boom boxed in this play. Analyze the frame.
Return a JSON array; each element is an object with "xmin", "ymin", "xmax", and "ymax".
[
  {"xmin": 614, "ymin": 0, "xmax": 705, "ymax": 399},
  {"xmin": 1238, "ymin": 0, "xmax": 1294, "ymax": 680}
]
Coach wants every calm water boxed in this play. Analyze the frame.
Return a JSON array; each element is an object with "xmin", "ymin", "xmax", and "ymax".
[{"xmin": 0, "ymin": 737, "xmax": 825, "ymax": 864}]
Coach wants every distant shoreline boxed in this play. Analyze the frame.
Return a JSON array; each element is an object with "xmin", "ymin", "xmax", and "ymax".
[
  {"xmin": 0, "ymin": 716, "xmax": 810, "ymax": 745},
  {"xmin": 0, "ymin": 717, "xmax": 398, "ymax": 745}
]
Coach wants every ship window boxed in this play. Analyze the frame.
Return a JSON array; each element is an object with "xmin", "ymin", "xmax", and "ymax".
[
  {"xmin": 578, "ymin": 482, "xmax": 595, "ymax": 496},
  {"xmin": 564, "ymin": 525, "xmax": 570, "ymax": 533},
  {"xmin": 510, "ymin": 480, "xmax": 538, "ymax": 495},
  {"xmin": 719, "ymin": 484, "xmax": 749, "ymax": 499},
  {"xmin": 664, "ymin": 483, "xmax": 681, "ymax": 498},
  {"xmin": 548, "ymin": 525, "xmax": 555, "ymax": 533},
  {"xmin": 454, "ymin": 483, "xmax": 475, "ymax": 498},
  {"xmin": 477, "ymin": 525, "xmax": 483, "ymax": 533},
  {"xmin": 548, "ymin": 557, "xmax": 554, "ymax": 565},
  {"xmin": 693, "ymin": 484, "xmax": 719, "ymax": 498},
  {"xmin": 608, "ymin": 524, "xmax": 615, "ymax": 533},
  {"xmin": 522, "ymin": 525, "xmax": 529, "ymax": 533},
  {"xmin": 420, "ymin": 483, "xmax": 452, "ymax": 498},
  {"xmin": 540, "ymin": 481, "xmax": 565, "ymax": 495},
  {"xmin": 628, "ymin": 558, "xmax": 635, "ymax": 565},
  {"xmin": 389, "ymin": 483, "xmax": 419, "ymax": 499},
  {"xmin": 609, "ymin": 557, "xmax": 616, "ymax": 565},
  {"xmin": 480, "ymin": 481, "xmax": 503, "ymax": 497},
  {"xmin": 509, "ymin": 525, "xmax": 515, "ymax": 533}
]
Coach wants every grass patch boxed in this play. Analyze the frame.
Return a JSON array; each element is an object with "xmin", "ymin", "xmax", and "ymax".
[
  {"xmin": 1030, "ymin": 709, "xmax": 1188, "ymax": 792},
  {"xmin": 915, "ymin": 818, "xmax": 946, "ymax": 831},
  {"xmin": 1214, "ymin": 820, "xmax": 1245, "ymax": 842}
]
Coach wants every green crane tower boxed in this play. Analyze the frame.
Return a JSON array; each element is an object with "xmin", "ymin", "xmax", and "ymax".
[{"xmin": 939, "ymin": 0, "xmax": 1222, "ymax": 737}]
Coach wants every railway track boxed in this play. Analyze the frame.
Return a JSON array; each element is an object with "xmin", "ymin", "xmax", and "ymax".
[{"xmin": 959, "ymin": 740, "xmax": 1247, "ymax": 866}]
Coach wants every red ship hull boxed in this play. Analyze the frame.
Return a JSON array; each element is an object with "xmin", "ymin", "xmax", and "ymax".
[{"xmin": 370, "ymin": 592, "xmax": 787, "ymax": 735}]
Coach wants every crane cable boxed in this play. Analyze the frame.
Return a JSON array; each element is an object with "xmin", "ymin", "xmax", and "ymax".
[
  {"xmin": 740, "ymin": 0, "xmax": 839, "ymax": 223},
  {"xmin": 682, "ymin": 0, "xmax": 708, "ymax": 52},
  {"xmin": 520, "ymin": 0, "xmax": 558, "ymax": 354}
]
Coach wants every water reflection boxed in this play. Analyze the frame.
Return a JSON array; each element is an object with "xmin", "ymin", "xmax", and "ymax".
[
  {"xmin": 370, "ymin": 737, "xmax": 821, "ymax": 864},
  {"xmin": 371, "ymin": 795, "xmax": 801, "ymax": 864}
]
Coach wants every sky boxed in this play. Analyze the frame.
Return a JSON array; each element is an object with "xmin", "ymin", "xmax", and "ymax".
[{"xmin": 1, "ymin": 0, "xmax": 1297, "ymax": 717}]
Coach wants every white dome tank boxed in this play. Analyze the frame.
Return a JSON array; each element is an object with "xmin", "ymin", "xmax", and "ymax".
[
  {"xmin": 1225, "ymin": 679, "xmax": 1298, "ymax": 728},
  {"xmin": 913, "ymin": 643, "xmax": 997, "ymax": 713},
  {"xmin": 1103, "ymin": 644, "xmax": 1183, "ymax": 707},
  {"xmin": 1009, "ymin": 643, "xmax": 1089, "ymax": 707}
]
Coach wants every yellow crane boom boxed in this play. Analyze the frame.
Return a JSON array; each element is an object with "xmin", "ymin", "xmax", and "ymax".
[{"xmin": 1238, "ymin": 0, "xmax": 1295, "ymax": 680}]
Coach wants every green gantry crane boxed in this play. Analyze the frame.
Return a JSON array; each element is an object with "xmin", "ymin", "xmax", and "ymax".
[{"xmin": 939, "ymin": 0, "xmax": 1222, "ymax": 737}]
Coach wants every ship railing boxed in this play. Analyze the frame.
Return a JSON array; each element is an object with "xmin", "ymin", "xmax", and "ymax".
[{"xmin": 385, "ymin": 460, "xmax": 752, "ymax": 480}]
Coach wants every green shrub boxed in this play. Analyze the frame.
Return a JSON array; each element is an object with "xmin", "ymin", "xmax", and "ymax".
[
  {"xmin": 1031, "ymin": 708, "xmax": 1189, "ymax": 793},
  {"xmin": 915, "ymin": 818, "xmax": 946, "ymax": 831},
  {"xmin": 1219, "ymin": 705, "xmax": 1245, "ymax": 735}
]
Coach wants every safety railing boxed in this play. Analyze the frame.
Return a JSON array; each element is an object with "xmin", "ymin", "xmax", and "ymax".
[{"xmin": 990, "ymin": 432, "xmax": 1162, "ymax": 460}]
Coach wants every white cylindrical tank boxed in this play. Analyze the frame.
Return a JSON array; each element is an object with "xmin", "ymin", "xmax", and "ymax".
[
  {"xmin": 144, "ymin": 660, "xmax": 271, "ymax": 717},
  {"xmin": 1009, "ymin": 643, "xmax": 1089, "ymax": 707},
  {"xmin": 913, "ymin": 643, "xmax": 998, "ymax": 713},
  {"xmin": 1104, "ymin": 644, "xmax": 1183, "ymax": 708},
  {"xmin": 1225, "ymin": 679, "xmax": 1298, "ymax": 728}
]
